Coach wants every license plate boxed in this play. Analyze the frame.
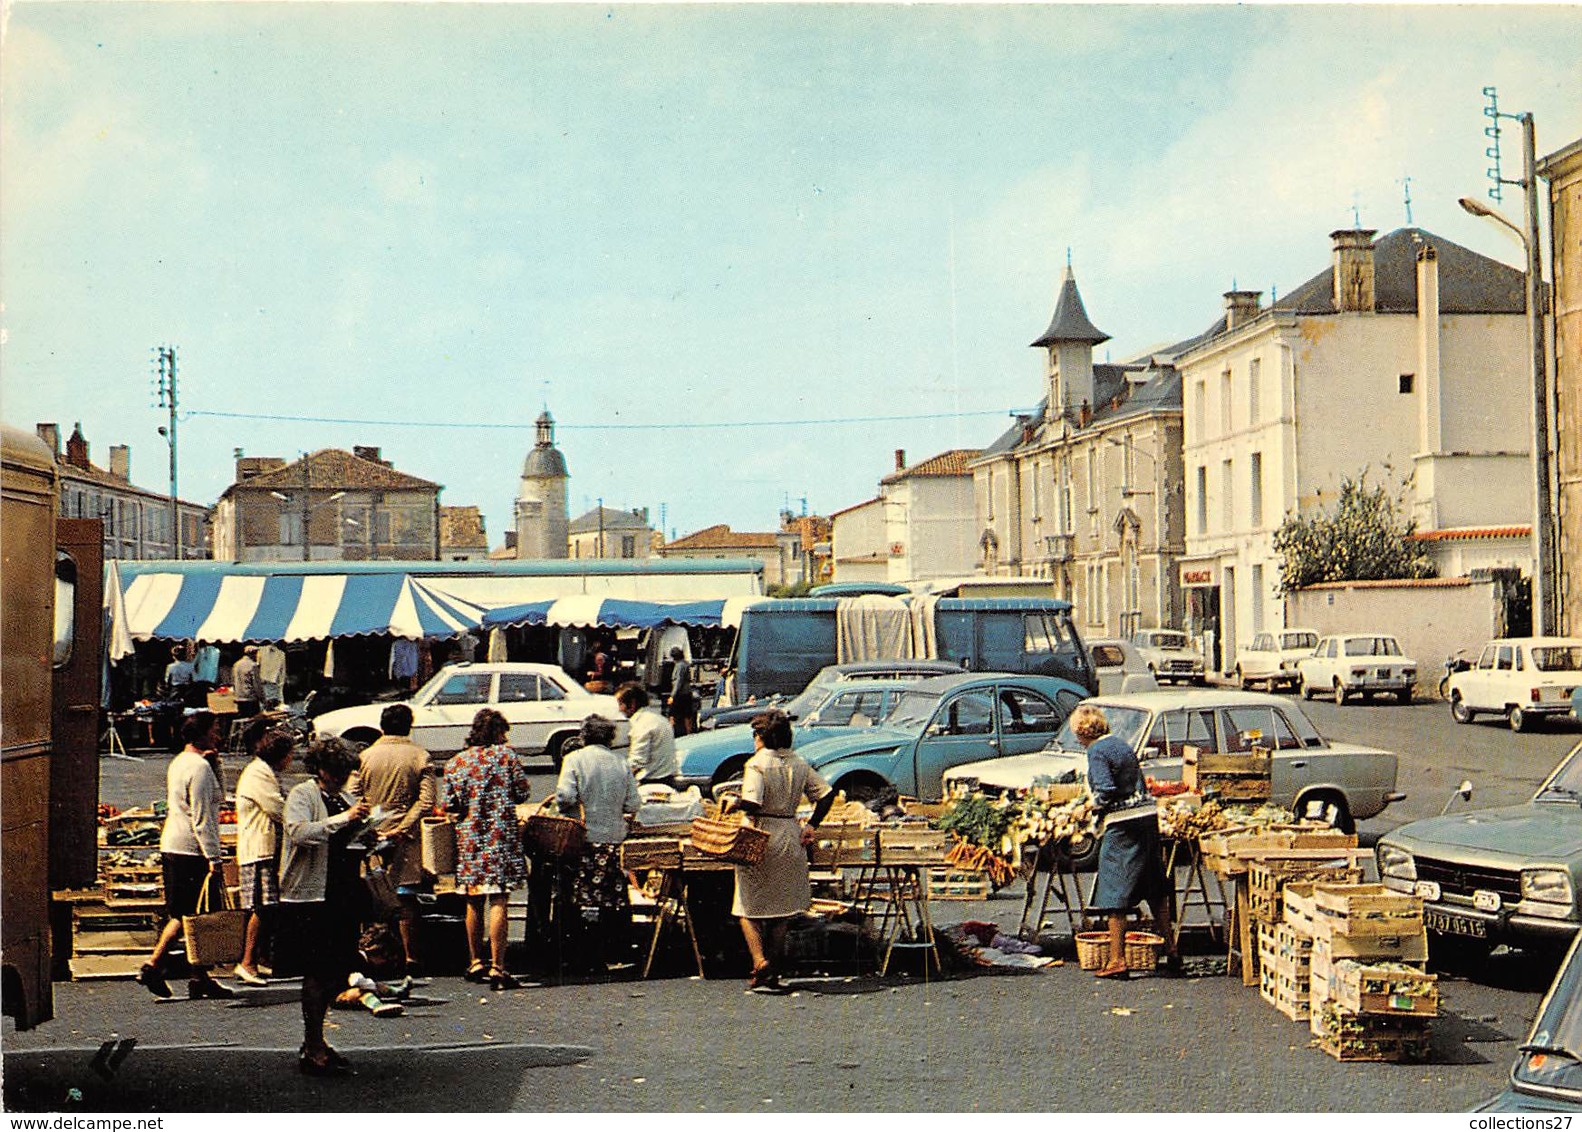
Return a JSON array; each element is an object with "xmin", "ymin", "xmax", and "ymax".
[
  {"xmin": 1414, "ymin": 880, "xmax": 1442, "ymax": 901},
  {"xmin": 1377, "ymin": 669, "xmax": 1391, "ymax": 680},
  {"xmin": 1425, "ymin": 909, "xmax": 1488, "ymax": 938},
  {"xmin": 1473, "ymin": 889, "xmax": 1502, "ymax": 912}
]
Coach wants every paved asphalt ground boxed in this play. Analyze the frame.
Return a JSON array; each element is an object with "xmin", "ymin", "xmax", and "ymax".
[{"xmin": 6, "ymin": 694, "xmax": 1580, "ymax": 1112}]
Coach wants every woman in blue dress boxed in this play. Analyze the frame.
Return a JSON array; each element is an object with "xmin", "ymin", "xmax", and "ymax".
[{"xmin": 1073, "ymin": 703, "xmax": 1174, "ymax": 979}]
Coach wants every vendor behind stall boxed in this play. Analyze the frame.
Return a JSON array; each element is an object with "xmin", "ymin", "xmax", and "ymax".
[
  {"xmin": 1073, "ymin": 703, "xmax": 1175, "ymax": 980},
  {"xmin": 554, "ymin": 714, "xmax": 642, "ymax": 973}
]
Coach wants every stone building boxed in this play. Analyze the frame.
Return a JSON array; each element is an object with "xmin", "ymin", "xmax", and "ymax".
[
  {"xmin": 658, "ymin": 523, "xmax": 799, "ymax": 587},
  {"xmin": 568, "ymin": 505, "xmax": 656, "ymax": 559},
  {"xmin": 833, "ymin": 448, "xmax": 981, "ymax": 586},
  {"xmin": 1176, "ymin": 227, "xmax": 1529, "ymax": 672},
  {"xmin": 439, "ymin": 505, "xmax": 489, "ymax": 561},
  {"xmin": 36, "ymin": 422, "xmax": 209, "ymax": 559},
  {"xmin": 514, "ymin": 410, "xmax": 570, "ymax": 560},
  {"xmin": 1540, "ymin": 136, "xmax": 1582, "ymax": 635},
  {"xmin": 211, "ymin": 446, "xmax": 442, "ymax": 562},
  {"xmin": 972, "ymin": 268, "xmax": 1186, "ymax": 638}
]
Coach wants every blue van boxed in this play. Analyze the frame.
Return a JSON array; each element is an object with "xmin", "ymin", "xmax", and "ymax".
[{"xmin": 724, "ymin": 596, "xmax": 1096, "ymax": 707}]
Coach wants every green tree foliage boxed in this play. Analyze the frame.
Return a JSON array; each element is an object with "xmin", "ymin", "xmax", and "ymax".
[
  {"xmin": 1272, "ymin": 474, "xmax": 1435, "ymax": 593},
  {"xmin": 766, "ymin": 579, "xmax": 815, "ymax": 598}
]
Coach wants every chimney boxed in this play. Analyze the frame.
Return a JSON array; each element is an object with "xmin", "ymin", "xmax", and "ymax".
[
  {"xmin": 353, "ymin": 445, "xmax": 382, "ymax": 464},
  {"xmin": 637, "ymin": 506, "xmax": 649, "ymax": 524},
  {"xmin": 65, "ymin": 423, "xmax": 89, "ymax": 470},
  {"xmin": 1078, "ymin": 401, "xmax": 1092, "ymax": 429},
  {"xmin": 894, "ymin": 449, "xmax": 906, "ymax": 472},
  {"xmin": 35, "ymin": 423, "xmax": 60, "ymax": 458},
  {"xmin": 237, "ymin": 456, "xmax": 287, "ymax": 482},
  {"xmin": 1223, "ymin": 289, "xmax": 1262, "ymax": 332},
  {"xmin": 1330, "ymin": 228, "xmax": 1377, "ymax": 313},
  {"xmin": 108, "ymin": 445, "xmax": 131, "ymax": 480}
]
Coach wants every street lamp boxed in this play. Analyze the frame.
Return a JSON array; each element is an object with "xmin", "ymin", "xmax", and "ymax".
[
  {"xmin": 1458, "ymin": 117, "xmax": 1556, "ymax": 634},
  {"xmin": 270, "ymin": 478, "xmax": 347, "ymax": 562}
]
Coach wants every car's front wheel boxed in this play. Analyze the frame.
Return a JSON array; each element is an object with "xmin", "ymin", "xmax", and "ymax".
[
  {"xmin": 1294, "ymin": 791, "xmax": 1354, "ymax": 834},
  {"xmin": 341, "ymin": 727, "xmax": 382, "ymax": 751},
  {"xmin": 1450, "ymin": 693, "xmax": 1474, "ymax": 725},
  {"xmin": 833, "ymin": 772, "xmax": 890, "ymax": 806},
  {"xmin": 544, "ymin": 730, "xmax": 576, "ymax": 769}
]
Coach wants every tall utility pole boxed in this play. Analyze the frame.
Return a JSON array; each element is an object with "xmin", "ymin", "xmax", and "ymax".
[
  {"xmin": 153, "ymin": 346, "xmax": 180, "ymax": 558},
  {"xmin": 301, "ymin": 453, "xmax": 311, "ymax": 562}
]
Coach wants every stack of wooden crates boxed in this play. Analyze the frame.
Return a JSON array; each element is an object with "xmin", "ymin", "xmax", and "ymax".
[{"xmin": 1288, "ymin": 881, "xmax": 1436, "ymax": 1061}]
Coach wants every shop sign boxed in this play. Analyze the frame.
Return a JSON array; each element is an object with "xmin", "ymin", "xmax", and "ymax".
[{"xmin": 1180, "ymin": 563, "xmax": 1218, "ymax": 587}]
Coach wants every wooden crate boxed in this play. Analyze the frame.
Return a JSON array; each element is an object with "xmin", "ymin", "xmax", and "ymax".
[
  {"xmin": 1328, "ymin": 960, "xmax": 1439, "ymax": 1016},
  {"xmin": 620, "ymin": 837, "xmax": 683, "ymax": 870},
  {"xmin": 1199, "ymin": 827, "xmax": 1358, "ymax": 878},
  {"xmin": 900, "ymin": 798, "xmax": 950, "ymax": 820},
  {"xmin": 807, "ymin": 823, "xmax": 878, "ymax": 867},
  {"xmin": 1312, "ymin": 883, "xmax": 1424, "ymax": 939},
  {"xmin": 1312, "ymin": 1002, "xmax": 1432, "ymax": 1062},
  {"xmin": 1249, "ymin": 859, "xmax": 1365, "ymax": 924},
  {"xmin": 1182, "ymin": 747, "xmax": 1272, "ymax": 799},
  {"xmin": 1313, "ymin": 928, "xmax": 1429, "ymax": 967},
  {"xmin": 1284, "ymin": 882, "xmax": 1319, "ymax": 936},
  {"xmin": 927, "ymin": 868, "xmax": 992, "ymax": 901},
  {"xmin": 877, "ymin": 825, "xmax": 949, "ymax": 866},
  {"xmin": 1197, "ymin": 826, "xmax": 1258, "ymax": 876},
  {"xmin": 1260, "ymin": 962, "xmax": 1312, "ymax": 1021}
]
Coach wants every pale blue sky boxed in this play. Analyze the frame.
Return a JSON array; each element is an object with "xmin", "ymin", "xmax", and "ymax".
[{"xmin": 4, "ymin": 3, "xmax": 1579, "ymax": 547}]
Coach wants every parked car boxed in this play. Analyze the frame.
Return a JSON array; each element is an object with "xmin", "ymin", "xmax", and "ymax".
[
  {"xmin": 1377, "ymin": 738, "xmax": 1582, "ymax": 964},
  {"xmin": 1476, "ymin": 932, "xmax": 1582, "ymax": 1112},
  {"xmin": 675, "ymin": 678, "xmax": 932, "ymax": 792},
  {"xmin": 1296, "ymin": 633, "xmax": 1417, "ymax": 704},
  {"xmin": 1088, "ymin": 638, "xmax": 1160, "ymax": 695},
  {"xmin": 1130, "ymin": 629, "xmax": 1204, "ymax": 685},
  {"xmin": 701, "ymin": 659, "xmax": 964, "ymax": 729},
  {"xmin": 782, "ymin": 672, "xmax": 1090, "ymax": 803},
  {"xmin": 1447, "ymin": 637, "xmax": 1582, "ymax": 732},
  {"xmin": 1234, "ymin": 628, "xmax": 1319, "ymax": 692},
  {"xmin": 310, "ymin": 662, "xmax": 626, "ymax": 765},
  {"xmin": 942, "ymin": 689, "xmax": 1404, "ymax": 833}
]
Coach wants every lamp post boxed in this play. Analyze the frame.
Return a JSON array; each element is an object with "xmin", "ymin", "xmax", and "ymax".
[{"xmin": 1460, "ymin": 113, "xmax": 1555, "ymax": 634}]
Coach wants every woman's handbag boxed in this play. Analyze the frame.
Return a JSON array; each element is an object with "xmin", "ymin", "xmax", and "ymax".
[
  {"xmin": 181, "ymin": 878, "xmax": 248, "ymax": 966},
  {"xmin": 688, "ymin": 813, "xmax": 770, "ymax": 866},
  {"xmin": 518, "ymin": 795, "xmax": 587, "ymax": 860},
  {"xmin": 420, "ymin": 816, "xmax": 457, "ymax": 876}
]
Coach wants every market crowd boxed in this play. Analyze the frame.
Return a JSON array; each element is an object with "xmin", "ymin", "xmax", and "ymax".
[{"xmin": 136, "ymin": 683, "xmax": 832, "ymax": 1076}]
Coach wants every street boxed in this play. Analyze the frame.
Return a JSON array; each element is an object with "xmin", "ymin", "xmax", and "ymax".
[{"xmin": 5, "ymin": 695, "xmax": 1578, "ymax": 1112}]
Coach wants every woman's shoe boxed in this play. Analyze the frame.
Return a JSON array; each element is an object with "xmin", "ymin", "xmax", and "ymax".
[
  {"xmin": 1093, "ymin": 960, "xmax": 1131, "ymax": 980},
  {"xmin": 298, "ymin": 1052, "xmax": 351, "ymax": 1077},
  {"xmin": 489, "ymin": 968, "xmax": 521, "ymax": 991},
  {"xmin": 137, "ymin": 963, "xmax": 171, "ymax": 999},
  {"xmin": 746, "ymin": 962, "xmax": 774, "ymax": 990},
  {"xmin": 188, "ymin": 976, "xmax": 236, "ymax": 1000},
  {"xmin": 232, "ymin": 964, "xmax": 268, "ymax": 987},
  {"xmin": 464, "ymin": 962, "xmax": 489, "ymax": 983}
]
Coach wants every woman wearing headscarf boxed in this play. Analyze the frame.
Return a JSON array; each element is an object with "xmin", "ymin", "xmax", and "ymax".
[
  {"xmin": 730, "ymin": 709, "xmax": 836, "ymax": 993},
  {"xmin": 1071, "ymin": 703, "xmax": 1174, "ymax": 979},
  {"xmin": 443, "ymin": 708, "xmax": 531, "ymax": 990}
]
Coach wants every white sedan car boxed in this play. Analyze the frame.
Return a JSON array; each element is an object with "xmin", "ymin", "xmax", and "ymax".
[
  {"xmin": 1296, "ymin": 633, "xmax": 1417, "ymax": 705},
  {"xmin": 311, "ymin": 662, "xmax": 626, "ymax": 764},
  {"xmin": 1130, "ymin": 629, "xmax": 1205, "ymax": 684},
  {"xmin": 1448, "ymin": 637, "xmax": 1582, "ymax": 732},
  {"xmin": 1234, "ymin": 628, "xmax": 1319, "ymax": 692}
]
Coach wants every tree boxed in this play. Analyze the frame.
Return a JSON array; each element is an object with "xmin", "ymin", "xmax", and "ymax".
[
  {"xmin": 1272, "ymin": 473, "xmax": 1435, "ymax": 593},
  {"xmin": 766, "ymin": 579, "xmax": 815, "ymax": 598}
]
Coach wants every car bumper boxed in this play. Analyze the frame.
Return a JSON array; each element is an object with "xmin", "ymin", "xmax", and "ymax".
[
  {"xmin": 674, "ymin": 774, "xmax": 713, "ymax": 792},
  {"xmin": 1409, "ymin": 899, "xmax": 1579, "ymax": 948},
  {"xmin": 1342, "ymin": 677, "xmax": 1414, "ymax": 693}
]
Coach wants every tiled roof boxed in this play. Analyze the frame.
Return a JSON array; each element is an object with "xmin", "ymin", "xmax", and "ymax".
[
  {"xmin": 58, "ymin": 460, "xmax": 208, "ymax": 509},
  {"xmin": 881, "ymin": 448, "xmax": 982, "ymax": 483},
  {"xmin": 662, "ymin": 523, "xmax": 778, "ymax": 551},
  {"xmin": 1409, "ymin": 526, "xmax": 1531, "ymax": 542},
  {"xmin": 569, "ymin": 506, "xmax": 652, "ymax": 534},
  {"xmin": 230, "ymin": 449, "xmax": 439, "ymax": 494}
]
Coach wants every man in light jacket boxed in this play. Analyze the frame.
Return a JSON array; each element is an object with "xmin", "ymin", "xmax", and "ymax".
[
  {"xmin": 615, "ymin": 683, "xmax": 678, "ymax": 789},
  {"xmin": 348, "ymin": 703, "xmax": 435, "ymax": 973},
  {"xmin": 138, "ymin": 711, "xmax": 234, "ymax": 1001},
  {"xmin": 233, "ymin": 720, "xmax": 294, "ymax": 985}
]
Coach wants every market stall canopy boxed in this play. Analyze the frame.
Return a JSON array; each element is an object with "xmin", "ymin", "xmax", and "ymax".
[
  {"xmin": 104, "ymin": 559, "xmax": 765, "ymax": 654},
  {"xmin": 481, "ymin": 595, "xmax": 768, "ymax": 630}
]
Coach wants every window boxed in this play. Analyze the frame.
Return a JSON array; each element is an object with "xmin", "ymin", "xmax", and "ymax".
[
  {"xmin": 1195, "ymin": 466, "xmax": 1207, "ymax": 534},
  {"xmin": 279, "ymin": 510, "xmax": 303, "ymax": 546},
  {"xmin": 537, "ymin": 677, "xmax": 567, "ymax": 701},
  {"xmin": 1086, "ymin": 451, "xmax": 1098, "ymax": 514},
  {"xmin": 1123, "ymin": 435, "xmax": 1136, "ymax": 492},
  {"xmin": 1251, "ymin": 563, "xmax": 1264, "ymax": 633},
  {"xmin": 1091, "ymin": 643, "xmax": 1127, "ymax": 667},
  {"xmin": 1496, "ymin": 645, "xmax": 1515, "ymax": 671},
  {"xmin": 1220, "ymin": 369, "xmax": 1233, "ymax": 434},
  {"xmin": 1221, "ymin": 460, "xmax": 1235, "ymax": 531},
  {"xmin": 1029, "ymin": 460, "xmax": 1041, "ymax": 521},
  {"xmin": 1024, "ymin": 613, "xmax": 1059, "ymax": 652},
  {"xmin": 997, "ymin": 689, "xmax": 1060, "ymax": 735},
  {"xmin": 53, "ymin": 553, "xmax": 76, "ymax": 668},
  {"xmin": 1248, "ymin": 357, "xmax": 1262, "ymax": 423},
  {"xmin": 621, "ymin": 535, "xmax": 636, "ymax": 558},
  {"xmin": 498, "ymin": 674, "xmax": 541, "ymax": 702},
  {"xmin": 1399, "ymin": 373, "xmax": 1414, "ymax": 394},
  {"xmin": 1143, "ymin": 709, "xmax": 1217, "ymax": 759},
  {"xmin": 1477, "ymin": 645, "xmax": 1497, "ymax": 670},
  {"xmin": 434, "ymin": 673, "xmax": 493, "ymax": 705},
  {"xmin": 815, "ymin": 690, "xmax": 887, "ymax": 727},
  {"xmin": 1059, "ymin": 460, "xmax": 1074, "ymax": 534},
  {"xmin": 1194, "ymin": 380, "xmax": 1207, "ymax": 441},
  {"xmin": 1222, "ymin": 706, "xmax": 1303, "ymax": 751},
  {"xmin": 938, "ymin": 690, "xmax": 994, "ymax": 736},
  {"xmin": 1250, "ymin": 452, "xmax": 1264, "ymax": 528}
]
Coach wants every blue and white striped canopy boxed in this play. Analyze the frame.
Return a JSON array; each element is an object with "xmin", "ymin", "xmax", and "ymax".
[
  {"xmin": 481, "ymin": 596, "xmax": 763, "ymax": 630},
  {"xmin": 115, "ymin": 571, "xmax": 486, "ymax": 646}
]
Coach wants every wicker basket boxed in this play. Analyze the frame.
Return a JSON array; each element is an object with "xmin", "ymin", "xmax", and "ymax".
[
  {"xmin": 518, "ymin": 797, "xmax": 586, "ymax": 859},
  {"xmin": 689, "ymin": 814, "xmax": 770, "ymax": 866},
  {"xmin": 1075, "ymin": 931, "xmax": 1110, "ymax": 971},
  {"xmin": 1124, "ymin": 930, "xmax": 1165, "ymax": 971},
  {"xmin": 420, "ymin": 816, "xmax": 457, "ymax": 876}
]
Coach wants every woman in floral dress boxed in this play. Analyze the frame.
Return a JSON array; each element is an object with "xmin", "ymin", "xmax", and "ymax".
[{"xmin": 443, "ymin": 708, "xmax": 530, "ymax": 990}]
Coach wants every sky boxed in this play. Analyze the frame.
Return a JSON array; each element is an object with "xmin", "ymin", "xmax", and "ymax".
[{"xmin": 3, "ymin": 3, "xmax": 1580, "ymax": 549}]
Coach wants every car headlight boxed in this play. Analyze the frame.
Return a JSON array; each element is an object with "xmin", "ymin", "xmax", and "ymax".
[
  {"xmin": 1521, "ymin": 868, "xmax": 1575, "ymax": 906},
  {"xmin": 1377, "ymin": 844, "xmax": 1416, "ymax": 881}
]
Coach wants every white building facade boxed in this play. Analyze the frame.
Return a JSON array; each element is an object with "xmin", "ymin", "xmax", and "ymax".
[{"xmin": 1177, "ymin": 227, "xmax": 1530, "ymax": 673}]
